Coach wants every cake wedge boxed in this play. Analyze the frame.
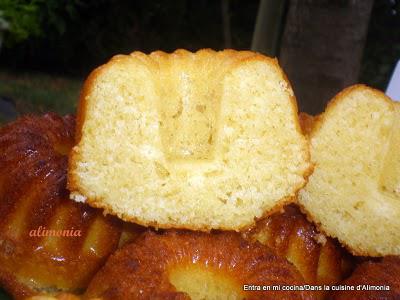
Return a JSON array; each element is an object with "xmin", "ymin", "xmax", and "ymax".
[
  {"xmin": 68, "ymin": 49, "xmax": 311, "ymax": 231},
  {"xmin": 299, "ymin": 85, "xmax": 400, "ymax": 256}
]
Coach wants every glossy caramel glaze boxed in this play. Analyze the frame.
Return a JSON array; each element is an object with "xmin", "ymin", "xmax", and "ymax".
[
  {"xmin": 329, "ymin": 256, "xmax": 400, "ymax": 300},
  {"xmin": 85, "ymin": 230, "xmax": 316, "ymax": 300},
  {"xmin": 244, "ymin": 204, "xmax": 354, "ymax": 298},
  {"xmin": 0, "ymin": 114, "xmax": 122, "ymax": 299}
]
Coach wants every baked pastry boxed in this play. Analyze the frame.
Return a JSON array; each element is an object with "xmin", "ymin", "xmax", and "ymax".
[
  {"xmin": 0, "ymin": 114, "xmax": 122, "ymax": 299},
  {"xmin": 245, "ymin": 204, "xmax": 354, "ymax": 299},
  {"xmin": 329, "ymin": 256, "xmax": 400, "ymax": 300},
  {"xmin": 299, "ymin": 85, "xmax": 400, "ymax": 256},
  {"xmin": 68, "ymin": 49, "xmax": 312, "ymax": 231},
  {"xmin": 85, "ymin": 230, "xmax": 316, "ymax": 300}
]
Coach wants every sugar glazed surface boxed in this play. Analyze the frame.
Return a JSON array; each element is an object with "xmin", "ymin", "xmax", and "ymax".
[
  {"xmin": 85, "ymin": 230, "xmax": 315, "ymax": 300},
  {"xmin": 246, "ymin": 204, "xmax": 354, "ymax": 292},
  {"xmin": 69, "ymin": 49, "xmax": 311, "ymax": 231},
  {"xmin": 0, "ymin": 114, "xmax": 121, "ymax": 299}
]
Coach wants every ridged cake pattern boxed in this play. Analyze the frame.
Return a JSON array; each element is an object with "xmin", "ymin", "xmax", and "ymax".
[{"xmin": 0, "ymin": 114, "xmax": 122, "ymax": 299}]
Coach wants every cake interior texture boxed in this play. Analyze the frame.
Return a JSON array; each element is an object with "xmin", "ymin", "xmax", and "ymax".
[
  {"xmin": 299, "ymin": 85, "xmax": 400, "ymax": 256},
  {"xmin": 69, "ymin": 49, "xmax": 311, "ymax": 230}
]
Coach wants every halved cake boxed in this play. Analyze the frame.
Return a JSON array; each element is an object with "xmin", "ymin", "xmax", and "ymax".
[
  {"xmin": 299, "ymin": 85, "xmax": 400, "ymax": 256},
  {"xmin": 68, "ymin": 49, "xmax": 311, "ymax": 231}
]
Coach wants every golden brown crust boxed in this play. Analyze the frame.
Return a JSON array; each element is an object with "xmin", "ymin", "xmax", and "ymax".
[
  {"xmin": 329, "ymin": 256, "xmax": 400, "ymax": 300},
  {"xmin": 244, "ymin": 204, "xmax": 355, "ymax": 299},
  {"xmin": 0, "ymin": 114, "xmax": 122, "ymax": 299},
  {"xmin": 76, "ymin": 194, "xmax": 309, "ymax": 234},
  {"xmin": 76, "ymin": 195, "xmax": 299, "ymax": 233},
  {"xmin": 85, "ymin": 230, "xmax": 316, "ymax": 300},
  {"xmin": 68, "ymin": 48, "xmax": 313, "ymax": 232}
]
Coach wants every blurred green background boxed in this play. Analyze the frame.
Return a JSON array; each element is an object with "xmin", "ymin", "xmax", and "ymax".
[{"xmin": 0, "ymin": 0, "xmax": 258, "ymax": 125}]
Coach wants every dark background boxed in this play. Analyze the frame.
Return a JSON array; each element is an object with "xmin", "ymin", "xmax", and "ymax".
[{"xmin": 0, "ymin": 0, "xmax": 399, "ymax": 119}]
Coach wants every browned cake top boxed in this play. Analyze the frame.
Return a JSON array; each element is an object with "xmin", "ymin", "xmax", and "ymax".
[
  {"xmin": 86, "ymin": 230, "xmax": 316, "ymax": 300},
  {"xmin": 0, "ymin": 114, "xmax": 122, "ymax": 299}
]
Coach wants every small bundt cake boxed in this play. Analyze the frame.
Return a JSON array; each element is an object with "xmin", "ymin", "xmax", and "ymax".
[
  {"xmin": 329, "ymin": 256, "xmax": 400, "ymax": 300},
  {"xmin": 85, "ymin": 230, "xmax": 316, "ymax": 300},
  {"xmin": 245, "ymin": 204, "xmax": 354, "ymax": 299},
  {"xmin": 0, "ymin": 114, "xmax": 122, "ymax": 299},
  {"xmin": 68, "ymin": 49, "xmax": 312, "ymax": 231},
  {"xmin": 299, "ymin": 85, "xmax": 400, "ymax": 256}
]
